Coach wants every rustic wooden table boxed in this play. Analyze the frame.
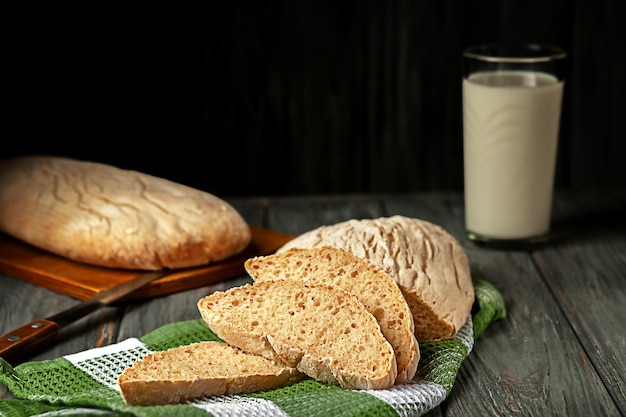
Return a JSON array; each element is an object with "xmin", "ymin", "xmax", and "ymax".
[{"xmin": 1, "ymin": 189, "xmax": 624, "ymax": 416}]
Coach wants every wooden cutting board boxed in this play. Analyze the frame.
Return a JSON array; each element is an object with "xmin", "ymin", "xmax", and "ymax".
[{"xmin": 0, "ymin": 226, "xmax": 293, "ymax": 301}]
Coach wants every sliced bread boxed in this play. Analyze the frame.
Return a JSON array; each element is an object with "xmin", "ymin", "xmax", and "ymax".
[
  {"xmin": 277, "ymin": 215, "xmax": 475, "ymax": 342},
  {"xmin": 118, "ymin": 341, "xmax": 305, "ymax": 406},
  {"xmin": 244, "ymin": 246, "xmax": 419, "ymax": 384},
  {"xmin": 197, "ymin": 279, "xmax": 397, "ymax": 390}
]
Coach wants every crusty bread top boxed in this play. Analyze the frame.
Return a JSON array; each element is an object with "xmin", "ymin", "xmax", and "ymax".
[
  {"xmin": 0, "ymin": 155, "xmax": 251, "ymax": 270},
  {"xmin": 277, "ymin": 215, "xmax": 475, "ymax": 341},
  {"xmin": 197, "ymin": 279, "xmax": 397, "ymax": 390},
  {"xmin": 245, "ymin": 246, "xmax": 419, "ymax": 384},
  {"xmin": 118, "ymin": 341, "xmax": 305, "ymax": 406}
]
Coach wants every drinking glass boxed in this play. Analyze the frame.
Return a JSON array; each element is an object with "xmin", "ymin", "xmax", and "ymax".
[{"xmin": 462, "ymin": 43, "xmax": 567, "ymax": 248}]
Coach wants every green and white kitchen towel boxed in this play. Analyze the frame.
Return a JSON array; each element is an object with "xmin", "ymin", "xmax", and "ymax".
[{"xmin": 0, "ymin": 277, "xmax": 506, "ymax": 417}]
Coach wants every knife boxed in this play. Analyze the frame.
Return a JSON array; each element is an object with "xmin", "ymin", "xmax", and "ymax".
[{"xmin": 0, "ymin": 270, "xmax": 168, "ymax": 363}]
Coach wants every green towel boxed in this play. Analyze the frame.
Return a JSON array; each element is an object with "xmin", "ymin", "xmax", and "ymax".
[{"xmin": 0, "ymin": 277, "xmax": 505, "ymax": 417}]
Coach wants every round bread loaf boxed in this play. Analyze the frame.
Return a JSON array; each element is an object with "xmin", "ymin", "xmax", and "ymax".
[
  {"xmin": 277, "ymin": 215, "xmax": 474, "ymax": 341},
  {"xmin": 0, "ymin": 155, "xmax": 251, "ymax": 270}
]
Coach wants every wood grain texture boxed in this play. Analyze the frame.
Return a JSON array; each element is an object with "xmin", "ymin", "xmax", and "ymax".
[
  {"xmin": 0, "ymin": 276, "xmax": 123, "ymax": 365},
  {"xmin": 0, "ymin": 227, "xmax": 293, "ymax": 300},
  {"xmin": 0, "ymin": 319, "xmax": 61, "ymax": 364},
  {"xmin": 5, "ymin": 1, "xmax": 625, "ymax": 197},
  {"xmin": 1, "ymin": 190, "xmax": 624, "ymax": 415},
  {"xmin": 453, "ymin": 249, "xmax": 618, "ymax": 416},
  {"xmin": 266, "ymin": 195, "xmax": 386, "ymax": 235},
  {"xmin": 534, "ymin": 190, "xmax": 626, "ymax": 415}
]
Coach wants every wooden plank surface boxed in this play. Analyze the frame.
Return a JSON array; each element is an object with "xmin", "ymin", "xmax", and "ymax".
[
  {"xmin": 1, "ymin": 190, "xmax": 624, "ymax": 416},
  {"xmin": 533, "ymin": 189, "xmax": 626, "ymax": 415},
  {"xmin": 0, "ymin": 274, "xmax": 121, "ymax": 364}
]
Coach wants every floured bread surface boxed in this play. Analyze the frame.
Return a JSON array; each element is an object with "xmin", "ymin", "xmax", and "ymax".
[
  {"xmin": 278, "ymin": 215, "xmax": 474, "ymax": 342},
  {"xmin": 0, "ymin": 155, "xmax": 251, "ymax": 270},
  {"xmin": 245, "ymin": 246, "xmax": 419, "ymax": 384},
  {"xmin": 118, "ymin": 341, "xmax": 305, "ymax": 406},
  {"xmin": 197, "ymin": 279, "xmax": 397, "ymax": 390}
]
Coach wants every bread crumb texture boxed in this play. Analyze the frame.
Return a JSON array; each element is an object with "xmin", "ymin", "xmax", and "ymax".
[
  {"xmin": 245, "ymin": 246, "xmax": 419, "ymax": 384},
  {"xmin": 198, "ymin": 279, "xmax": 397, "ymax": 390},
  {"xmin": 118, "ymin": 341, "xmax": 305, "ymax": 405}
]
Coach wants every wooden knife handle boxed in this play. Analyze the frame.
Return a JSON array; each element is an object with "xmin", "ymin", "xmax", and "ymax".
[{"xmin": 0, "ymin": 319, "xmax": 60, "ymax": 364}]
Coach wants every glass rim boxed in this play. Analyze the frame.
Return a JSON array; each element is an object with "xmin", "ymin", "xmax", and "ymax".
[{"xmin": 463, "ymin": 43, "xmax": 567, "ymax": 63}]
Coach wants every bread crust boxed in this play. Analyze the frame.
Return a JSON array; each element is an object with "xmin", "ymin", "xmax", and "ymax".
[
  {"xmin": 0, "ymin": 156, "xmax": 251, "ymax": 270},
  {"xmin": 277, "ymin": 216, "xmax": 475, "ymax": 341}
]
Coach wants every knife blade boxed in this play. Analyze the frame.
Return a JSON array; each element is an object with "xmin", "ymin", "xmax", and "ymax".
[{"xmin": 0, "ymin": 270, "xmax": 168, "ymax": 363}]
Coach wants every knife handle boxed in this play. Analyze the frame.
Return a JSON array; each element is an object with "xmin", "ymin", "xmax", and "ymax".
[{"xmin": 0, "ymin": 319, "xmax": 60, "ymax": 364}]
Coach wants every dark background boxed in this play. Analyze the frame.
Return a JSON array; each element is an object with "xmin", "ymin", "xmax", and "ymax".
[{"xmin": 5, "ymin": 1, "xmax": 626, "ymax": 197}]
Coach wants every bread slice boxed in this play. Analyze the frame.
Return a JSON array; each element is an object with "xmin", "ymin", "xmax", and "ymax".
[
  {"xmin": 118, "ymin": 341, "xmax": 305, "ymax": 406},
  {"xmin": 0, "ymin": 155, "xmax": 251, "ymax": 270},
  {"xmin": 197, "ymin": 279, "xmax": 397, "ymax": 390},
  {"xmin": 277, "ymin": 215, "xmax": 475, "ymax": 342},
  {"xmin": 244, "ymin": 246, "xmax": 419, "ymax": 384}
]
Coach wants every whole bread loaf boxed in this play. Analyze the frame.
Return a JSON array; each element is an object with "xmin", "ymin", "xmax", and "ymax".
[
  {"xmin": 197, "ymin": 279, "xmax": 397, "ymax": 390},
  {"xmin": 244, "ymin": 246, "xmax": 419, "ymax": 384},
  {"xmin": 118, "ymin": 341, "xmax": 305, "ymax": 405},
  {"xmin": 277, "ymin": 216, "xmax": 474, "ymax": 341},
  {"xmin": 0, "ymin": 155, "xmax": 251, "ymax": 270}
]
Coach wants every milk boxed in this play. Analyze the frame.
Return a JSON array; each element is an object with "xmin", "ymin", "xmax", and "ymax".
[{"xmin": 463, "ymin": 71, "xmax": 564, "ymax": 240}]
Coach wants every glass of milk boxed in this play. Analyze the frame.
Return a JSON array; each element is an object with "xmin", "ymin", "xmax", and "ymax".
[{"xmin": 462, "ymin": 43, "xmax": 567, "ymax": 248}]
